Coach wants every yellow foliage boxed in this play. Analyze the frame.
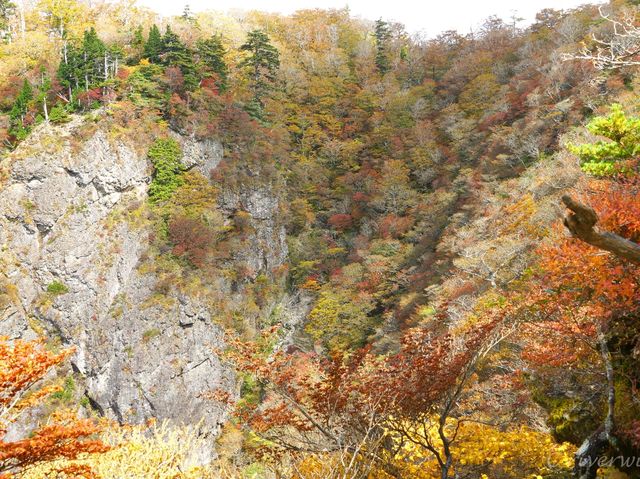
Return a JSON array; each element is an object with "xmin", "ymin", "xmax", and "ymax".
[
  {"xmin": 287, "ymin": 420, "xmax": 574, "ymax": 479},
  {"xmin": 381, "ymin": 419, "xmax": 575, "ymax": 479},
  {"xmin": 18, "ymin": 421, "xmax": 225, "ymax": 479}
]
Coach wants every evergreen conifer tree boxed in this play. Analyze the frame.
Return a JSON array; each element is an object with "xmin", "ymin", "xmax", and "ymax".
[
  {"xmin": 161, "ymin": 25, "xmax": 197, "ymax": 90},
  {"xmin": 9, "ymin": 78, "xmax": 33, "ymax": 139},
  {"xmin": 144, "ymin": 24, "xmax": 162, "ymax": 63},
  {"xmin": 239, "ymin": 29, "xmax": 280, "ymax": 112},
  {"xmin": 196, "ymin": 35, "xmax": 228, "ymax": 91},
  {"xmin": 374, "ymin": 19, "xmax": 391, "ymax": 75},
  {"xmin": 80, "ymin": 27, "xmax": 106, "ymax": 90},
  {"xmin": 10, "ymin": 78, "xmax": 32, "ymax": 124}
]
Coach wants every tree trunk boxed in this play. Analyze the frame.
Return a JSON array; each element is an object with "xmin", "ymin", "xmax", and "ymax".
[
  {"xmin": 562, "ymin": 195, "xmax": 640, "ymax": 263},
  {"xmin": 574, "ymin": 428, "xmax": 609, "ymax": 479},
  {"xmin": 574, "ymin": 323, "xmax": 615, "ymax": 479},
  {"xmin": 18, "ymin": 0, "xmax": 25, "ymax": 39}
]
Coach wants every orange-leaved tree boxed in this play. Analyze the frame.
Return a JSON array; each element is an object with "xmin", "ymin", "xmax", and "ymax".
[
  {"xmin": 517, "ymin": 175, "xmax": 640, "ymax": 478},
  {"xmin": 0, "ymin": 336, "xmax": 109, "ymax": 478},
  {"xmin": 224, "ymin": 316, "xmax": 501, "ymax": 479}
]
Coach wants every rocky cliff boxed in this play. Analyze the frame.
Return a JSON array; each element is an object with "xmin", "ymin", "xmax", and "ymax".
[{"xmin": 0, "ymin": 116, "xmax": 293, "ymax": 446}]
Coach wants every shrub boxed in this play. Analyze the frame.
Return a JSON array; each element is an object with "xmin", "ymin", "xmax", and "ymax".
[
  {"xmin": 568, "ymin": 104, "xmax": 640, "ymax": 176},
  {"xmin": 168, "ymin": 215, "xmax": 212, "ymax": 268},
  {"xmin": 47, "ymin": 280, "xmax": 69, "ymax": 295},
  {"xmin": 148, "ymin": 138, "xmax": 184, "ymax": 203},
  {"xmin": 18, "ymin": 421, "xmax": 218, "ymax": 479},
  {"xmin": 142, "ymin": 328, "xmax": 162, "ymax": 342},
  {"xmin": 49, "ymin": 104, "xmax": 71, "ymax": 123},
  {"xmin": 327, "ymin": 213, "xmax": 353, "ymax": 231},
  {"xmin": 305, "ymin": 289, "xmax": 375, "ymax": 352}
]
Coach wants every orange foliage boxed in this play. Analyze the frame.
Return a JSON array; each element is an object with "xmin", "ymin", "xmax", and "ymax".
[
  {"xmin": 518, "ymin": 176, "xmax": 640, "ymax": 367},
  {"xmin": 0, "ymin": 337, "xmax": 108, "ymax": 477}
]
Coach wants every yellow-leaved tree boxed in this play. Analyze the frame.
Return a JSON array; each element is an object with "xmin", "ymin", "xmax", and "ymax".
[{"xmin": 18, "ymin": 421, "xmax": 239, "ymax": 479}]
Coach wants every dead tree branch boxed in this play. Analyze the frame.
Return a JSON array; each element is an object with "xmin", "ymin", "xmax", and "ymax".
[{"xmin": 562, "ymin": 195, "xmax": 640, "ymax": 263}]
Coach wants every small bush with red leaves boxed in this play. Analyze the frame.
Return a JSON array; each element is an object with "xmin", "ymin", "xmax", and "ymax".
[{"xmin": 168, "ymin": 216, "xmax": 214, "ymax": 268}]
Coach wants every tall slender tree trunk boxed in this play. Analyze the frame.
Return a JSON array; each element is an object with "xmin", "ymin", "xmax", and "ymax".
[
  {"xmin": 18, "ymin": 0, "xmax": 25, "ymax": 39},
  {"xmin": 574, "ymin": 323, "xmax": 615, "ymax": 479}
]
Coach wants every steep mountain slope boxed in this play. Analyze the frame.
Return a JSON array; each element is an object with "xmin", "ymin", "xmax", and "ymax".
[{"xmin": 0, "ymin": 114, "xmax": 292, "ymax": 443}]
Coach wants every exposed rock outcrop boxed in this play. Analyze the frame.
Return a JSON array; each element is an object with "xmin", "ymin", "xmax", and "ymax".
[{"xmin": 0, "ymin": 117, "xmax": 290, "ymax": 451}]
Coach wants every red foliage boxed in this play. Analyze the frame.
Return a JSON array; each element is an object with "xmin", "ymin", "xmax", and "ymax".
[
  {"xmin": 224, "ymin": 315, "xmax": 500, "ymax": 458},
  {"xmin": 378, "ymin": 214, "xmax": 413, "ymax": 239},
  {"xmin": 448, "ymin": 280, "xmax": 479, "ymax": 301},
  {"xmin": 327, "ymin": 213, "xmax": 353, "ymax": 231},
  {"xmin": 621, "ymin": 420, "xmax": 640, "ymax": 448},
  {"xmin": 517, "ymin": 176, "xmax": 640, "ymax": 370},
  {"xmin": 164, "ymin": 66, "xmax": 184, "ymax": 93},
  {"xmin": 116, "ymin": 67, "xmax": 130, "ymax": 80},
  {"xmin": 352, "ymin": 191, "xmax": 369, "ymax": 203},
  {"xmin": 77, "ymin": 88, "xmax": 103, "ymax": 109},
  {"xmin": 168, "ymin": 215, "xmax": 212, "ymax": 268},
  {"xmin": 200, "ymin": 76, "xmax": 220, "ymax": 95}
]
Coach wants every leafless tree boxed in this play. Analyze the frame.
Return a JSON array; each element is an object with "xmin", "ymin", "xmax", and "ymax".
[{"xmin": 564, "ymin": 6, "xmax": 640, "ymax": 70}]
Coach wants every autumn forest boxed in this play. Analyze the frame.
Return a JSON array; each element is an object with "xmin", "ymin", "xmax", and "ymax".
[{"xmin": 1, "ymin": 0, "xmax": 640, "ymax": 478}]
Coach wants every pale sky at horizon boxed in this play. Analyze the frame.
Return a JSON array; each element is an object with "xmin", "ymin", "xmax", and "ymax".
[{"xmin": 136, "ymin": 0, "xmax": 603, "ymax": 36}]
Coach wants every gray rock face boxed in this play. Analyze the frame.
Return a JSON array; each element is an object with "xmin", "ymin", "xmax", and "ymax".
[
  {"xmin": 0, "ymin": 118, "xmax": 289, "ymax": 449},
  {"xmin": 218, "ymin": 186, "xmax": 288, "ymax": 277},
  {"xmin": 179, "ymin": 136, "xmax": 224, "ymax": 179}
]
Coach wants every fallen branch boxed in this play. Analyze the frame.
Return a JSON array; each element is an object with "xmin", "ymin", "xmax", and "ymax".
[{"xmin": 562, "ymin": 195, "xmax": 640, "ymax": 263}]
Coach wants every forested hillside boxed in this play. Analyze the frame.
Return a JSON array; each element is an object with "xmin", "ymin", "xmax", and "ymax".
[{"xmin": 1, "ymin": 0, "xmax": 640, "ymax": 478}]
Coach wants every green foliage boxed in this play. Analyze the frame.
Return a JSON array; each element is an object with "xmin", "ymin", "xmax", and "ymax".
[
  {"xmin": 132, "ymin": 25, "xmax": 144, "ymax": 49},
  {"xmin": 48, "ymin": 104, "xmax": 70, "ymax": 123},
  {"xmin": 80, "ymin": 27, "xmax": 106, "ymax": 89},
  {"xmin": 161, "ymin": 26, "xmax": 198, "ymax": 90},
  {"xmin": 51, "ymin": 376, "xmax": 75, "ymax": 402},
  {"xmin": 46, "ymin": 280, "xmax": 69, "ymax": 295},
  {"xmin": 196, "ymin": 35, "xmax": 228, "ymax": 91},
  {"xmin": 239, "ymin": 29, "xmax": 280, "ymax": 112},
  {"xmin": 374, "ymin": 19, "xmax": 391, "ymax": 75},
  {"xmin": 144, "ymin": 24, "xmax": 163, "ymax": 63},
  {"xmin": 142, "ymin": 328, "xmax": 162, "ymax": 342},
  {"xmin": 568, "ymin": 104, "xmax": 640, "ymax": 176},
  {"xmin": 239, "ymin": 374, "xmax": 262, "ymax": 408},
  {"xmin": 55, "ymin": 27, "xmax": 118, "ymax": 104},
  {"xmin": 0, "ymin": 0, "xmax": 15, "ymax": 34},
  {"xmin": 147, "ymin": 138, "xmax": 185, "ymax": 203},
  {"xmin": 9, "ymin": 79, "xmax": 33, "ymax": 127},
  {"xmin": 126, "ymin": 62, "xmax": 166, "ymax": 109}
]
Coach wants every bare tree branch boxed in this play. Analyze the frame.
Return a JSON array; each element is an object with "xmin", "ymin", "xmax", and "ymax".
[
  {"xmin": 562, "ymin": 195, "xmax": 640, "ymax": 263},
  {"xmin": 563, "ymin": 6, "xmax": 640, "ymax": 70}
]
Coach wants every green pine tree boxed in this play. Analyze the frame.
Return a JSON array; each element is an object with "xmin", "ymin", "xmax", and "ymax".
[
  {"xmin": 80, "ymin": 27, "xmax": 106, "ymax": 90},
  {"xmin": 144, "ymin": 24, "xmax": 162, "ymax": 63},
  {"xmin": 374, "ymin": 19, "xmax": 391, "ymax": 75},
  {"xmin": 239, "ymin": 29, "xmax": 280, "ymax": 113},
  {"xmin": 148, "ymin": 137, "xmax": 185, "ymax": 203},
  {"xmin": 130, "ymin": 25, "xmax": 145, "ymax": 62},
  {"xmin": 10, "ymin": 79, "xmax": 33, "ymax": 122},
  {"xmin": 57, "ymin": 42, "xmax": 82, "ymax": 101},
  {"xmin": 196, "ymin": 35, "xmax": 228, "ymax": 91},
  {"xmin": 133, "ymin": 25, "xmax": 144, "ymax": 48},
  {"xmin": 161, "ymin": 25, "xmax": 198, "ymax": 90},
  {"xmin": 9, "ymin": 79, "xmax": 33, "ymax": 139}
]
